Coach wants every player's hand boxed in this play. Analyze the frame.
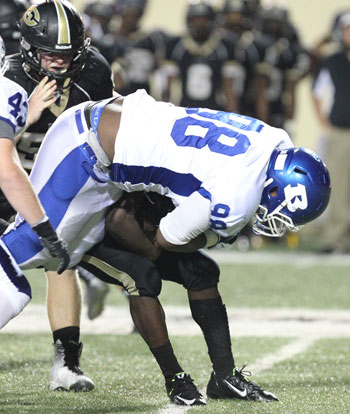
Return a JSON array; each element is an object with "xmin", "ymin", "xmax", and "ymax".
[
  {"xmin": 39, "ymin": 236, "xmax": 70, "ymax": 274},
  {"xmin": 27, "ymin": 76, "xmax": 58, "ymax": 125},
  {"xmin": 31, "ymin": 216, "xmax": 70, "ymax": 274}
]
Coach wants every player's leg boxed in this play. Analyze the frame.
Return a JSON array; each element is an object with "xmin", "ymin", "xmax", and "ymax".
[
  {"xmin": 46, "ymin": 269, "xmax": 94, "ymax": 392},
  {"xmin": 27, "ymin": 106, "xmax": 121, "ymax": 392},
  {"xmin": 158, "ymin": 249, "xmax": 278, "ymax": 402},
  {"xmin": 134, "ymin": 296, "xmax": 205, "ymax": 406},
  {"xmin": 80, "ymin": 236, "xmax": 206, "ymax": 406},
  {"xmin": 0, "ymin": 241, "xmax": 31, "ymax": 328},
  {"xmin": 194, "ymin": 286, "xmax": 277, "ymax": 402},
  {"xmin": 77, "ymin": 266, "xmax": 110, "ymax": 320}
]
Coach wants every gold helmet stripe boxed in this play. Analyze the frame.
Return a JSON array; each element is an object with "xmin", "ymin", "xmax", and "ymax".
[{"xmin": 53, "ymin": 0, "xmax": 71, "ymax": 45}]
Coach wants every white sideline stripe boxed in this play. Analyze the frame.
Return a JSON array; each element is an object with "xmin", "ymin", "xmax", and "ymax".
[{"xmin": 3, "ymin": 305, "xmax": 350, "ymax": 338}]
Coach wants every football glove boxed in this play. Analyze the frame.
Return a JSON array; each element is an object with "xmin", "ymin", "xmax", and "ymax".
[{"xmin": 32, "ymin": 216, "xmax": 70, "ymax": 274}]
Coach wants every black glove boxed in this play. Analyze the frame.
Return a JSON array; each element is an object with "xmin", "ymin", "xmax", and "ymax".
[{"xmin": 32, "ymin": 216, "xmax": 70, "ymax": 274}]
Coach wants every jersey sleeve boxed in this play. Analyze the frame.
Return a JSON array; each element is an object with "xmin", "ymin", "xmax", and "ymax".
[
  {"xmin": 0, "ymin": 78, "xmax": 28, "ymax": 140},
  {"xmin": 80, "ymin": 48, "xmax": 114, "ymax": 100},
  {"xmin": 159, "ymin": 191, "xmax": 211, "ymax": 245}
]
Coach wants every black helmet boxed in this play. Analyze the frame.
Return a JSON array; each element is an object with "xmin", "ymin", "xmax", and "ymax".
[
  {"xmin": 260, "ymin": 5, "xmax": 289, "ymax": 39},
  {"xmin": 222, "ymin": 0, "xmax": 256, "ymax": 32},
  {"xmin": 20, "ymin": 0, "xmax": 89, "ymax": 88},
  {"xmin": 187, "ymin": 0, "xmax": 215, "ymax": 22},
  {"xmin": 186, "ymin": 1, "xmax": 216, "ymax": 42},
  {"xmin": 223, "ymin": 0, "xmax": 250, "ymax": 14},
  {"xmin": 114, "ymin": 0, "xmax": 148, "ymax": 17}
]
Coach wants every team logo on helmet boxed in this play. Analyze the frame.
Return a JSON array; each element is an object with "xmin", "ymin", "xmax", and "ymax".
[
  {"xmin": 23, "ymin": 5, "xmax": 40, "ymax": 27},
  {"xmin": 284, "ymin": 184, "xmax": 308, "ymax": 213}
]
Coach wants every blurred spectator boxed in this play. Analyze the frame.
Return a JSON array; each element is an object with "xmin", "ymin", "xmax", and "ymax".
[
  {"xmin": 219, "ymin": 0, "xmax": 261, "ymax": 35},
  {"xmin": 218, "ymin": 0, "xmax": 266, "ymax": 117},
  {"xmin": 309, "ymin": 9, "xmax": 350, "ymax": 76},
  {"xmin": 312, "ymin": 12, "xmax": 350, "ymax": 254},
  {"xmin": 83, "ymin": 1, "xmax": 121, "ymax": 64},
  {"xmin": 0, "ymin": 0, "xmax": 29, "ymax": 54},
  {"xmin": 111, "ymin": 0, "xmax": 170, "ymax": 96},
  {"xmin": 254, "ymin": 4, "xmax": 309, "ymax": 136},
  {"xmin": 161, "ymin": 0, "xmax": 238, "ymax": 111}
]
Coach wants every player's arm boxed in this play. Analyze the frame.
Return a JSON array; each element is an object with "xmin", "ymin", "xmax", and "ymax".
[
  {"xmin": 0, "ymin": 138, "xmax": 70, "ymax": 273},
  {"xmin": 155, "ymin": 191, "xmax": 214, "ymax": 253},
  {"xmin": 311, "ymin": 67, "xmax": 331, "ymax": 129},
  {"xmin": 155, "ymin": 227, "xmax": 206, "ymax": 252},
  {"xmin": 221, "ymin": 59, "xmax": 240, "ymax": 113},
  {"xmin": 106, "ymin": 193, "xmax": 162, "ymax": 261},
  {"xmin": 0, "ymin": 138, "xmax": 45, "ymax": 225}
]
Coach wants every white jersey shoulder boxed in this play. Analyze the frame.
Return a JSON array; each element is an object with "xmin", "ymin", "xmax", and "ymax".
[{"xmin": 0, "ymin": 77, "xmax": 28, "ymax": 139}]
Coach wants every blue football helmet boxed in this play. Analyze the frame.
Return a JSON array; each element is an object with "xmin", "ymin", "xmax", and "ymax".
[{"xmin": 252, "ymin": 147, "xmax": 331, "ymax": 237}]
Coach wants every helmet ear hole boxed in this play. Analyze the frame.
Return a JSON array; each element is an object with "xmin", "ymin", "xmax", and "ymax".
[
  {"xmin": 269, "ymin": 186, "xmax": 278, "ymax": 197},
  {"xmin": 293, "ymin": 167, "xmax": 307, "ymax": 175}
]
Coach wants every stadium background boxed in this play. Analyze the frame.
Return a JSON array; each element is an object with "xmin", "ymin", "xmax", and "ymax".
[{"xmin": 72, "ymin": 0, "xmax": 350, "ymax": 150}]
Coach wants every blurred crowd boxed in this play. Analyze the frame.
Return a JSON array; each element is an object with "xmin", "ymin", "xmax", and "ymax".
[
  {"xmin": 2, "ymin": 0, "xmax": 312, "ymax": 130},
  {"xmin": 1, "ymin": 0, "xmax": 349, "ymax": 253}
]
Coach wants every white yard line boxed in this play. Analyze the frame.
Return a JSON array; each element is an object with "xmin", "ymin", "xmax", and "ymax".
[{"xmin": 248, "ymin": 336, "xmax": 316, "ymax": 374}]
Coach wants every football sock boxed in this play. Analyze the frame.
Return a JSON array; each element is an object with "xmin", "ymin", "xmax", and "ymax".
[
  {"xmin": 150, "ymin": 341, "xmax": 183, "ymax": 382},
  {"xmin": 53, "ymin": 326, "xmax": 80, "ymax": 346},
  {"xmin": 190, "ymin": 296, "xmax": 234, "ymax": 378}
]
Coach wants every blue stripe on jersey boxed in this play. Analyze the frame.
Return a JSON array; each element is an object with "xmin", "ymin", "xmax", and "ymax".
[
  {"xmin": 0, "ymin": 244, "xmax": 32, "ymax": 297},
  {"xmin": 75, "ymin": 109, "xmax": 84, "ymax": 134},
  {"xmin": 0, "ymin": 115, "xmax": 16, "ymax": 132},
  {"xmin": 198, "ymin": 187, "xmax": 212, "ymax": 201},
  {"xmin": 90, "ymin": 98, "xmax": 117, "ymax": 135},
  {"xmin": 2, "ymin": 146, "xmax": 92, "ymax": 264},
  {"xmin": 111, "ymin": 163, "xmax": 203, "ymax": 197}
]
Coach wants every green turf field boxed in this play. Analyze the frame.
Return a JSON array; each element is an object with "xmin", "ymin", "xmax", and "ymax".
[{"xmin": 1, "ymin": 251, "xmax": 349, "ymax": 413}]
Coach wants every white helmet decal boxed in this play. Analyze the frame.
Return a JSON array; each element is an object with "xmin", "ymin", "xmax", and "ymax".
[{"xmin": 284, "ymin": 183, "xmax": 308, "ymax": 212}]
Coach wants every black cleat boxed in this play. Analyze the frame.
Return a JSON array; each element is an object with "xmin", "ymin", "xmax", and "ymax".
[
  {"xmin": 207, "ymin": 366, "xmax": 278, "ymax": 402},
  {"xmin": 166, "ymin": 372, "xmax": 206, "ymax": 406}
]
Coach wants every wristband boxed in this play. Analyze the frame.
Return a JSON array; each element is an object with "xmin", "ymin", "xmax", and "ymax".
[{"xmin": 32, "ymin": 216, "xmax": 57, "ymax": 240}]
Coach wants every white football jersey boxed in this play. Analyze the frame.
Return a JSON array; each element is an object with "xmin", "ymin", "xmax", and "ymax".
[
  {"xmin": 0, "ymin": 77, "xmax": 28, "ymax": 140},
  {"xmin": 112, "ymin": 90, "xmax": 293, "ymax": 241}
]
